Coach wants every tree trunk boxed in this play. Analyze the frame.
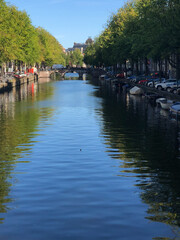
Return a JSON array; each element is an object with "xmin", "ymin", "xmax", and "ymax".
[
  {"xmin": 20, "ymin": 61, "xmax": 23, "ymax": 72},
  {"xmin": 158, "ymin": 60, "xmax": 162, "ymax": 81},
  {"xmin": 131, "ymin": 59, "xmax": 134, "ymax": 75},
  {"xmin": 114, "ymin": 64, "xmax": 117, "ymax": 74},
  {"xmin": 136, "ymin": 61, "xmax": 139, "ymax": 75},
  {"xmin": 1, "ymin": 64, "xmax": 4, "ymax": 76},
  {"xmin": 165, "ymin": 58, "xmax": 168, "ymax": 78},
  {"xmin": 145, "ymin": 57, "xmax": 149, "ymax": 75},
  {"xmin": 15, "ymin": 60, "xmax": 18, "ymax": 71},
  {"xmin": 124, "ymin": 60, "xmax": 127, "ymax": 78},
  {"xmin": 168, "ymin": 52, "xmax": 180, "ymax": 79},
  {"xmin": 140, "ymin": 59, "xmax": 143, "ymax": 74},
  {"xmin": 2, "ymin": 63, "xmax": 7, "ymax": 76},
  {"xmin": 176, "ymin": 53, "xmax": 180, "ymax": 80}
]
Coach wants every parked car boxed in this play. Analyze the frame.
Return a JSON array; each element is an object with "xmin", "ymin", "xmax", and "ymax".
[
  {"xmin": 155, "ymin": 79, "xmax": 178, "ymax": 90},
  {"xmin": 165, "ymin": 81, "xmax": 180, "ymax": 92},
  {"xmin": 127, "ymin": 75, "xmax": 136, "ymax": 80},
  {"xmin": 138, "ymin": 79, "xmax": 149, "ymax": 84},
  {"xmin": 171, "ymin": 87, "xmax": 180, "ymax": 95},
  {"xmin": 116, "ymin": 72, "xmax": 124, "ymax": 78},
  {"xmin": 14, "ymin": 71, "xmax": 27, "ymax": 78},
  {"xmin": 150, "ymin": 71, "xmax": 165, "ymax": 79},
  {"xmin": 131, "ymin": 75, "xmax": 147, "ymax": 83},
  {"xmin": 138, "ymin": 75, "xmax": 156, "ymax": 85},
  {"xmin": 147, "ymin": 78, "xmax": 166, "ymax": 87}
]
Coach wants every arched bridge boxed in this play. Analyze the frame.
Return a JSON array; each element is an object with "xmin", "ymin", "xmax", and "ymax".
[
  {"xmin": 56, "ymin": 67, "xmax": 90, "ymax": 78},
  {"xmin": 38, "ymin": 68, "xmax": 90, "ymax": 79}
]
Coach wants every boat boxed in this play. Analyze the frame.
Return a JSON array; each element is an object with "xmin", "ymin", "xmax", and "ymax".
[
  {"xmin": 169, "ymin": 102, "xmax": 180, "ymax": 115},
  {"xmin": 99, "ymin": 75, "xmax": 106, "ymax": 80},
  {"xmin": 99, "ymin": 74, "xmax": 112, "ymax": 83},
  {"xmin": 129, "ymin": 86, "xmax": 143, "ymax": 95},
  {"xmin": 156, "ymin": 97, "xmax": 166, "ymax": 105},
  {"xmin": 144, "ymin": 92, "xmax": 160, "ymax": 101},
  {"xmin": 159, "ymin": 99, "xmax": 174, "ymax": 110}
]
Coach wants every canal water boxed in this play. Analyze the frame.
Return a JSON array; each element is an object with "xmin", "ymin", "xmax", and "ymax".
[{"xmin": 0, "ymin": 76, "xmax": 179, "ymax": 240}]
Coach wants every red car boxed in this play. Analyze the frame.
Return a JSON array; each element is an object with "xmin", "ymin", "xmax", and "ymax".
[
  {"xmin": 14, "ymin": 72, "xmax": 27, "ymax": 78},
  {"xmin": 116, "ymin": 72, "xmax": 124, "ymax": 78},
  {"xmin": 138, "ymin": 79, "xmax": 148, "ymax": 84}
]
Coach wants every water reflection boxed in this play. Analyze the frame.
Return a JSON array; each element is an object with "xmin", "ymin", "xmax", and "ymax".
[
  {"xmin": 0, "ymin": 79, "xmax": 54, "ymax": 222},
  {"xmin": 94, "ymin": 86, "xmax": 180, "ymax": 229},
  {"xmin": 64, "ymin": 72, "xmax": 79, "ymax": 79},
  {"xmin": 0, "ymin": 78, "xmax": 179, "ymax": 239}
]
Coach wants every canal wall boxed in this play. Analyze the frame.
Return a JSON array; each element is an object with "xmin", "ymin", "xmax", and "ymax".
[
  {"xmin": 101, "ymin": 77, "xmax": 180, "ymax": 102},
  {"xmin": 38, "ymin": 71, "xmax": 51, "ymax": 78},
  {"xmin": 125, "ymin": 79, "xmax": 180, "ymax": 101},
  {"xmin": 0, "ymin": 74, "xmax": 38, "ymax": 93}
]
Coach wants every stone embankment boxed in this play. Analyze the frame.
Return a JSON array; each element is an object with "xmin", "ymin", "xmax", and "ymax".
[
  {"xmin": 100, "ymin": 77, "xmax": 180, "ymax": 101},
  {"xmin": 0, "ymin": 74, "xmax": 38, "ymax": 93},
  {"xmin": 123, "ymin": 79, "xmax": 180, "ymax": 101}
]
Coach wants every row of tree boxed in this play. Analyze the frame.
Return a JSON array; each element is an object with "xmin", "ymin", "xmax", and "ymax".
[
  {"xmin": 66, "ymin": 49, "xmax": 84, "ymax": 67},
  {"xmin": 0, "ymin": 0, "xmax": 67, "ymax": 71},
  {"xmin": 84, "ymin": 0, "xmax": 180, "ymax": 78}
]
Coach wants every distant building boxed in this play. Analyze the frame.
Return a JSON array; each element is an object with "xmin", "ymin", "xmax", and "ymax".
[
  {"xmin": 85, "ymin": 37, "xmax": 94, "ymax": 45},
  {"xmin": 66, "ymin": 37, "xmax": 94, "ymax": 54},
  {"xmin": 73, "ymin": 43, "xmax": 87, "ymax": 54},
  {"xmin": 66, "ymin": 47, "xmax": 74, "ymax": 53}
]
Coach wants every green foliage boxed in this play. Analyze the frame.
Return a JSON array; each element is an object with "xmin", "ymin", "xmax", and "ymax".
[
  {"xmin": 65, "ymin": 49, "xmax": 84, "ymax": 67},
  {"xmin": 84, "ymin": 0, "xmax": 180, "ymax": 73},
  {"xmin": 0, "ymin": 0, "xmax": 16, "ymax": 63},
  {"xmin": 0, "ymin": 0, "xmax": 65, "ymax": 67},
  {"xmin": 36, "ymin": 27, "xmax": 65, "ymax": 67}
]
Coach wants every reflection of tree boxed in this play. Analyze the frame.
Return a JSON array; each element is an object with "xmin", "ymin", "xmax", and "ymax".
[
  {"xmin": 0, "ymin": 81, "xmax": 54, "ymax": 223},
  {"xmin": 95, "ymin": 87, "xmax": 180, "ymax": 227}
]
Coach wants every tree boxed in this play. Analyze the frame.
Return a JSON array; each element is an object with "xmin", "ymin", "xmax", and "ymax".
[
  {"xmin": 0, "ymin": 0, "xmax": 65, "ymax": 70},
  {"xmin": 37, "ymin": 27, "xmax": 65, "ymax": 67},
  {"xmin": 84, "ymin": 0, "xmax": 180, "ymax": 77},
  {"xmin": 0, "ymin": 0, "xmax": 17, "ymax": 63},
  {"xmin": 65, "ymin": 49, "xmax": 83, "ymax": 67}
]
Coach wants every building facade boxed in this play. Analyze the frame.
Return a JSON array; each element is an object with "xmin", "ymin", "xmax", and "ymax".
[{"xmin": 66, "ymin": 37, "xmax": 94, "ymax": 54}]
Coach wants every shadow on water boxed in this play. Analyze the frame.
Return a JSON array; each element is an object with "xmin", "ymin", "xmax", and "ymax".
[
  {"xmin": 52, "ymin": 72, "xmax": 90, "ymax": 81},
  {"xmin": 0, "ymin": 77, "xmax": 179, "ymax": 239},
  {"xmin": 0, "ymin": 79, "xmax": 54, "ymax": 223},
  {"xmin": 92, "ymin": 83, "xmax": 180, "ymax": 230}
]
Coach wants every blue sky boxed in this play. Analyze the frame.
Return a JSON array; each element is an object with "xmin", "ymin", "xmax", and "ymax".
[{"xmin": 7, "ymin": 0, "xmax": 126, "ymax": 49}]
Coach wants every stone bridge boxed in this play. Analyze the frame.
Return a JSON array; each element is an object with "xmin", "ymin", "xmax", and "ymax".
[
  {"xmin": 38, "ymin": 68, "xmax": 90, "ymax": 79},
  {"xmin": 56, "ymin": 68, "xmax": 90, "ymax": 78},
  {"xmin": 38, "ymin": 68, "xmax": 105, "ymax": 79}
]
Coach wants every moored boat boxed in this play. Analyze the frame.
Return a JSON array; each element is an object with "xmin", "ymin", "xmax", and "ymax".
[
  {"xmin": 129, "ymin": 86, "xmax": 143, "ymax": 95},
  {"xmin": 156, "ymin": 97, "xmax": 166, "ymax": 105},
  {"xmin": 169, "ymin": 102, "xmax": 180, "ymax": 115},
  {"xmin": 144, "ymin": 92, "xmax": 160, "ymax": 101},
  {"xmin": 159, "ymin": 99, "xmax": 174, "ymax": 110}
]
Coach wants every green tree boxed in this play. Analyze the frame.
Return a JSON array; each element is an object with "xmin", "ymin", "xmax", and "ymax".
[
  {"xmin": 0, "ymin": 1, "xmax": 65, "ymax": 69},
  {"xmin": 65, "ymin": 49, "xmax": 84, "ymax": 67},
  {"xmin": 0, "ymin": 0, "xmax": 17, "ymax": 63},
  {"xmin": 37, "ymin": 27, "xmax": 65, "ymax": 67},
  {"xmin": 71, "ymin": 49, "xmax": 84, "ymax": 66}
]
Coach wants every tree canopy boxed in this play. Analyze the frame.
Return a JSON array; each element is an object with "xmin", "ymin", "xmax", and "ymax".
[
  {"xmin": 0, "ymin": 0, "xmax": 65, "ymax": 67},
  {"xmin": 65, "ymin": 48, "xmax": 84, "ymax": 67},
  {"xmin": 84, "ymin": 0, "xmax": 180, "ymax": 77}
]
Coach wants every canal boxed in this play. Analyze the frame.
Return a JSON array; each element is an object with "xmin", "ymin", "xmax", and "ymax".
[{"xmin": 0, "ymin": 76, "xmax": 179, "ymax": 239}]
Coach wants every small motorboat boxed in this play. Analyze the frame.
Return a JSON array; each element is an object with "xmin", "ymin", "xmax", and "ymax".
[
  {"xmin": 169, "ymin": 102, "xmax": 180, "ymax": 115},
  {"xmin": 159, "ymin": 99, "xmax": 174, "ymax": 110},
  {"xmin": 99, "ymin": 75, "xmax": 106, "ymax": 80},
  {"xmin": 144, "ymin": 92, "xmax": 160, "ymax": 101},
  {"xmin": 129, "ymin": 86, "xmax": 143, "ymax": 95},
  {"xmin": 156, "ymin": 97, "xmax": 166, "ymax": 105}
]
